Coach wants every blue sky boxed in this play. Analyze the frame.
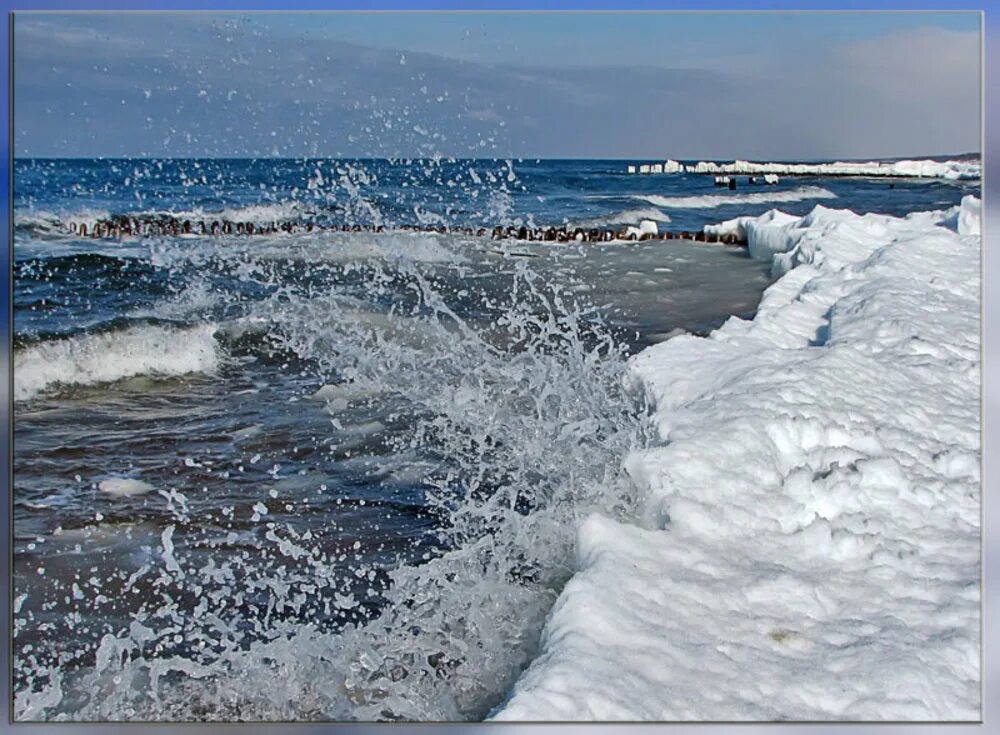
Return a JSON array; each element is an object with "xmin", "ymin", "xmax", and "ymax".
[{"xmin": 13, "ymin": 11, "xmax": 981, "ymax": 158}]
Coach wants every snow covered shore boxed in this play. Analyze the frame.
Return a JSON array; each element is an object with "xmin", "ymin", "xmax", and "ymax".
[
  {"xmin": 495, "ymin": 197, "xmax": 981, "ymax": 720},
  {"xmin": 665, "ymin": 158, "xmax": 980, "ymax": 180}
]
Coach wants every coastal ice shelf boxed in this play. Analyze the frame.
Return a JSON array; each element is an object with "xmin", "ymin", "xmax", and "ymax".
[
  {"xmin": 494, "ymin": 196, "xmax": 981, "ymax": 721},
  {"xmin": 626, "ymin": 158, "xmax": 981, "ymax": 180}
]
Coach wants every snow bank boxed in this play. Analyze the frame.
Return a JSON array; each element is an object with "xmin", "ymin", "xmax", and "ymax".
[
  {"xmin": 705, "ymin": 196, "xmax": 981, "ymax": 277},
  {"xmin": 704, "ymin": 209, "xmax": 802, "ymax": 263},
  {"xmin": 681, "ymin": 158, "xmax": 980, "ymax": 180},
  {"xmin": 496, "ymin": 198, "xmax": 981, "ymax": 720}
]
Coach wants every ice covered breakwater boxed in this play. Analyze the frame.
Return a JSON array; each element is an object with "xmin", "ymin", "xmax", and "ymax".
[
  {"xmin": 627, "ymin": 157, "xmax": 981, "ymax": 180},
  {"xmin": 495, "ymin": 196, "xmax": 981, "ymax": 720},
  {"xmin": 62, "ymin": 216, "xmax": 748, "ymax": 245}
]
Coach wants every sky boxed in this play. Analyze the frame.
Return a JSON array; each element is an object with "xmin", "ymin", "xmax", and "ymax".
[{"xmin": 13, "ymin": 11, "xmax": 982, "ymax": 159}]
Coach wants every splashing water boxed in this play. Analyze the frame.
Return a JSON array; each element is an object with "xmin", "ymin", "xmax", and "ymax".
[
  {"xmin": 14, "ymin": 153, "xmax": 783, "ymax": 722},
  {"xmin": 14, "ymin": 233, "xmax": 648, "ymax": 721}
]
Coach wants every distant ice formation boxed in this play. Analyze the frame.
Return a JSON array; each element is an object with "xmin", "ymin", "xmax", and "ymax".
[{"xmin": 631, "ymin": 158, "xmax": 981, "ymax": 180}]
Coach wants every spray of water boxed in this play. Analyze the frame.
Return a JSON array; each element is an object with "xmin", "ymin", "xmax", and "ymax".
[{"xmin": 14, "ymin": 230, "xmax": 647, "ymax": 721}]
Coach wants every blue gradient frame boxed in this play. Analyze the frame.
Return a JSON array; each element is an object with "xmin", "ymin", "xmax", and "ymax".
[{"xmin": 0, "ymin": 3, "xmax": 992, "ymax": 733}]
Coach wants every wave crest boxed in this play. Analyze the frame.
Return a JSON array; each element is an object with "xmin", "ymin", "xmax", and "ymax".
[
  {"xmin": 632, "ymin": 186, "xmax": 837, "ymax": 209},
  {"xmin": 572, "ymin": 207, "xmax": 671, "ymax": 229},
  {"xmin": 14, "ymin": 323, "xmax": 220, "ymax": 402}
]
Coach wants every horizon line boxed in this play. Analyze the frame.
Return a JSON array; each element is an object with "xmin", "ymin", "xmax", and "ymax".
[{"xmin": 13, "ymin": 152, "xmax": 983, "ymax": 162}]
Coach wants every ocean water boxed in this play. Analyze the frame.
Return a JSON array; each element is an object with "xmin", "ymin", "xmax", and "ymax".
[{"xmin": 12, "ymin": 158, "xmax": 977, "ymax": 721}]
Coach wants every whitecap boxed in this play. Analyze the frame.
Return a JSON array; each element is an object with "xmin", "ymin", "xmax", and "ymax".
[
  {"xmin": 632, "ymin": 186, "xmax": 837, "ymax": 209},
  {"xmin": 14, "ymin": 323, "xmax": 220, "ymax": 402}
]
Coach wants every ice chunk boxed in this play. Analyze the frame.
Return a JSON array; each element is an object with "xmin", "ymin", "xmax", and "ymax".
[
  {"xmin": 957, "ymin": 194, "xmax": 981, "ymax": 236},
  {"xmin": 98, "ymin": 478, "xmax": 155, "ymax": 498}
]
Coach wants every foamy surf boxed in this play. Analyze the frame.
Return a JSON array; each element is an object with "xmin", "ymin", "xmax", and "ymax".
[
  {"xmin": 14, "ymin": 257, "xmax": 649, "ymax": 722},
  {"xmin": 15, "ymin": 208, "xmax": 111, "ymax": 228},
  {"xmin": 14, "ymin": 202, "xmax": 310, "ymax": 238},
  {"xmin": 14, "ymin": 323, "xmax": 220, "ymax": 402},
  {"xmin": 631, "ymin": 185, "xmax": 837, "ymax": 209},
  {"xmin": 572, "ymin": 207, "xmax": 672, "ymax": 229}
]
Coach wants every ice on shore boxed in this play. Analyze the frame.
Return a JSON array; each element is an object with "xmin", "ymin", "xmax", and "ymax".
[
  {"xmin": 622, "ymin": 219, "xmax": 660, "ymax": 240},
  {"xmin": 496, "ymin": 198, "xmax": 981, "ymax": 720},
  {"xmin": 705, "ymin": 195, "xmax": 981, "ymax": 276},
  {"xmin": 638, "ymin": 219, "xmax": 659, "ymax": 236},
  {"xmin": 572, "ymin": 207, "xmax": 672, "ymax": 229},
  {"xmin": 657, "ymin": 158, "xmax": 980, "ymax": 180},
  {"xmin": 957, "ymin": 195, "xmax": 981, "ymax": 235}
]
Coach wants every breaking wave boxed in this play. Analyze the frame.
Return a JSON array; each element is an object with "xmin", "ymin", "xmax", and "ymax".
[
  {"xmin": 14, "ymin": 201, "xmax": 318, "ymax": 238},
  {"xmin": 14, "ymin": 323, "xmax": 221, "ymax": 402},
  {"xmin": 15, "ymin": 208, "xmax": 113, "ymax": 237},
  {"xmin": 631, "ymin": 186, "xmax": 837, "ymax": 209},
  {"xmin": 571, "ymin": 207, "xmax": 672, "ymax": 229},
  {"xmin": 14, "ymin": 249, "xmax": 648, "ymax": 721}
]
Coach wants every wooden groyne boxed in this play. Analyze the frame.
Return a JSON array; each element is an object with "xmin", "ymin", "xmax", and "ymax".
[{"xmin": 68, "ymin": 216, "xmax": 748, "ymax": 246}]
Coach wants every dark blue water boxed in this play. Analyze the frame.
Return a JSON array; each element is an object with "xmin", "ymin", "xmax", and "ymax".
[
  {"xmin": 15, "ymin": 157, "xmax": 976, "ymax": 232},
  {"xmin": 12, "ymin": 158, "xmax": 978, "ymax": 721}
]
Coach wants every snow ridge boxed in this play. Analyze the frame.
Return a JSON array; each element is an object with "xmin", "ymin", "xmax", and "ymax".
[{"xmin": 496, "ymin": 198, "xmax": 981, "ymax": 721}]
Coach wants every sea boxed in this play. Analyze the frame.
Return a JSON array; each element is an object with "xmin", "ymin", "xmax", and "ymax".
[{"xmin": 11, "ymin": 157, "xmax": 979, "ymax": 720}]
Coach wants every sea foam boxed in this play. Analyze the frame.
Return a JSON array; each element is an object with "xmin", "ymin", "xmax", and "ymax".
[
  {"xmin": 632, "ymin": 185, "xmax": 837, "ymax": 209},
  {"xmin": 572, "ymin": 207, "xmax": 672, "ymax": 229},
  {"xmin": 15, "ymin": 323, "xmax": 220, "ymax": 402},
  {"xmin": 14, "ymin": 254, "xmax": 646, "ymax": 722}
]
